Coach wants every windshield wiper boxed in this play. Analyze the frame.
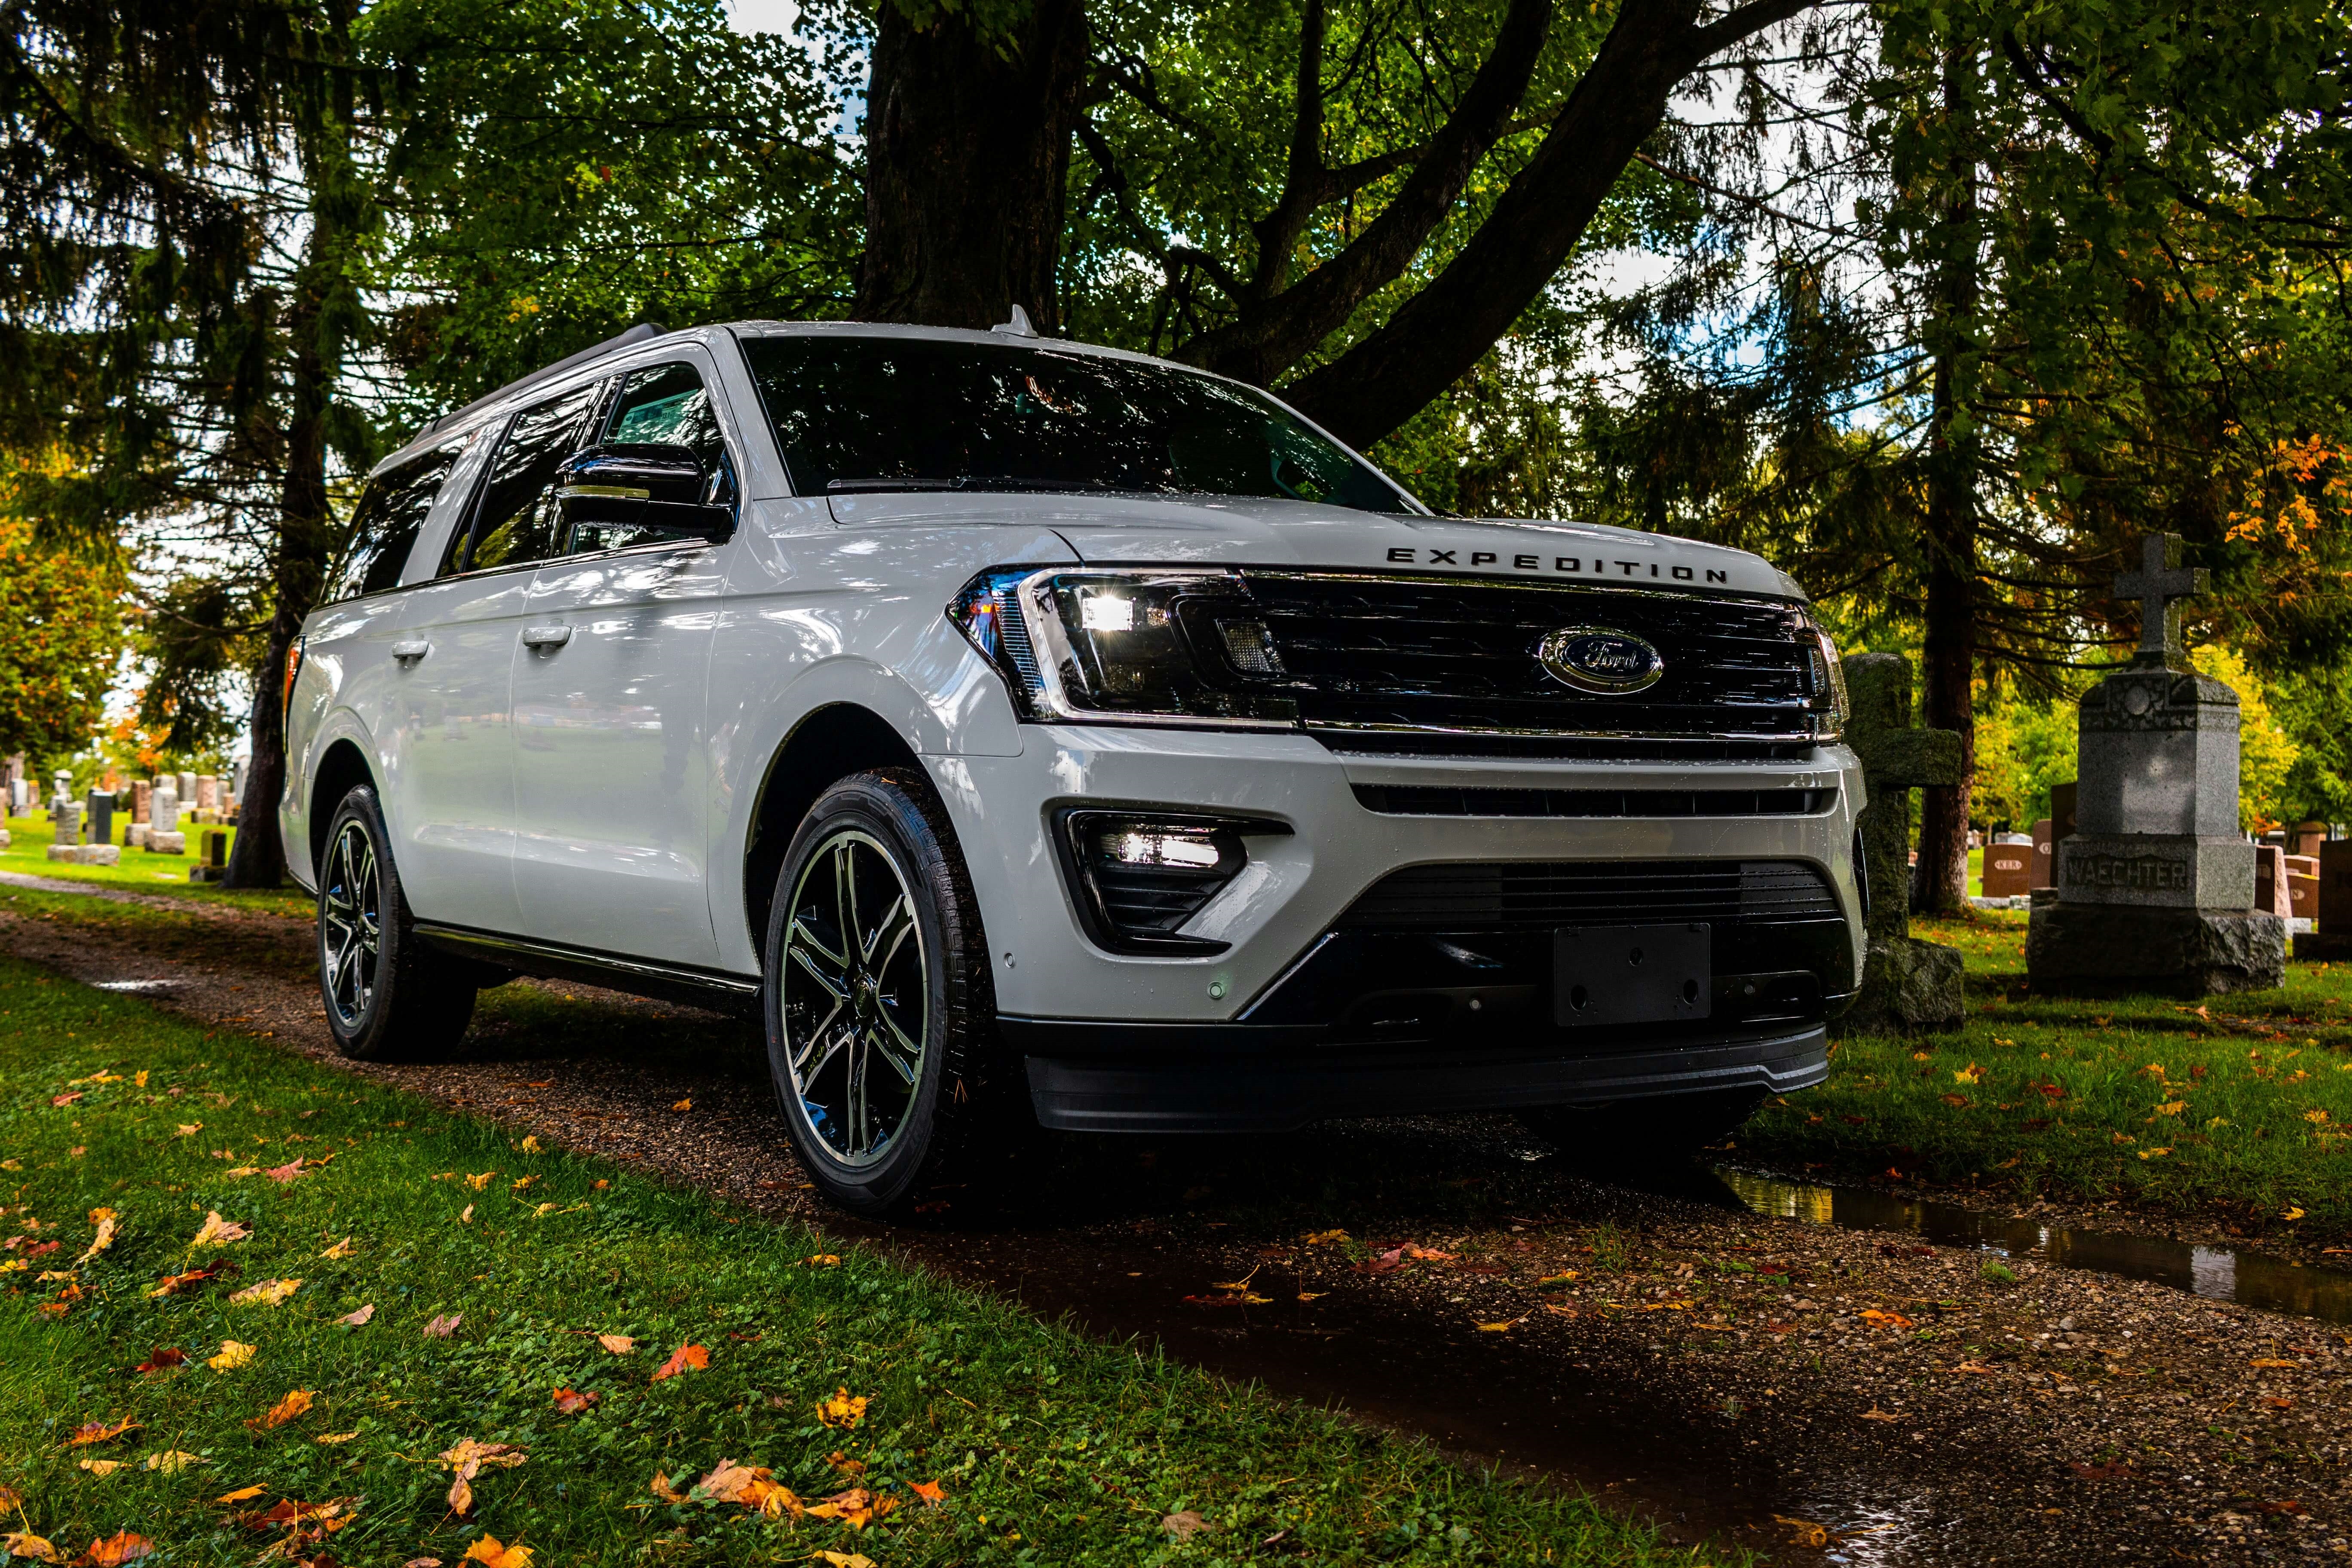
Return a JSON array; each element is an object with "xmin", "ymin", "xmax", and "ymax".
[
  {"xmin": 826, "ymin": 477, "xmax": 955, "ymax": 493},
  {"xmin": 948, "ymin": 475, "xmax": 1120, "ymax": 494}
]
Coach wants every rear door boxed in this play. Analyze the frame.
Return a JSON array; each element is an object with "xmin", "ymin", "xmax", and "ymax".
[
  {"xmin": 386, "ymin": 380, "xmax": 607, "ymax": 933},
  {"xmin": 508, "ymin": 355, "xmax": 736, "ymax": 966}
]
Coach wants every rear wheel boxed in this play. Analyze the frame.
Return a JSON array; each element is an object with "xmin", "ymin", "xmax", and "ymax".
[
  {"xmin": 1517, "ymin": 1087, "xmax": 1767, "ymax": 1168},
  {"xmin": 318, "ymin": 785, "xmax": 479, "ymax": 1060},
  {"xmin": 762, "ymin": 769, "xmax": 1001, "ymax": 1215}
]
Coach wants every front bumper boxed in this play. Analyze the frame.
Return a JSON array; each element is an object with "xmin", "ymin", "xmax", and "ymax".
[
  {"xmin": 1013, "ymin": 1019, "xmax": 1831, "ymax": 1133},
  {"xmin": 928, "ymin": 726, "xmax": 1863, "ymax": 1129}
]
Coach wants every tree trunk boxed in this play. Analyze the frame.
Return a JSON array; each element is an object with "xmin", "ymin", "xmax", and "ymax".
[
  {"xmin": 224, "ymin": 72, "xmax": 350, "ymax": 891},
  {"xmin": 1913, "ymin": 50, "xmax": 1980, "ymax": 915},
  {"xmin": 854, "ymin": 0, "xmax": 1091, "ymax": 333}
]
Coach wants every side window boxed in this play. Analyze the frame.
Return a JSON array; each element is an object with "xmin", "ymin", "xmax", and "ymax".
[
  {"xmin": 607, "ymin": 361, "xmax": 725, "ymax": 470},
  {"xmin": 321, "ymin": 441, "xmax": 461, "ymax": 603},
  {"xmin": 444, "ymin": 381, "xmax": 604, "ymax": 575}
]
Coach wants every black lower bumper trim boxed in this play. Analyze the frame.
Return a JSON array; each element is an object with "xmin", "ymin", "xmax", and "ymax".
[{"xmin": 1011, "ymin": 1020, "xmax": 1828, "ymax": 1133}]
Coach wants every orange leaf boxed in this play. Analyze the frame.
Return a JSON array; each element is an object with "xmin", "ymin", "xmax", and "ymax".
[
  {"xmin": 596, "ymin": 1333, "xmax": 634, "ymax": 1355},
  {"xmin": 650, "ymin": 1344, "xmax": 708, "ymax": 1382},
  {"xmin": 74, "ymin": 1533, "xmax": 151, "ymax": 1568},
  {"xmin": 910, "ymin": 1477, "xmax": 947, "ymax": 1506},
  {"xmin": 247, "ymin": 1389, "xmax": 315, "ymax": 1431},
  {"xmin": 815, "ymin": 1387, "xmax": 867, "ymax": 1427},
  {"xmin": 215, "ymin": 1485, "xmax": 267, "ymax": 1504},
  {"xmin": 460, "ymin": 1534, "xmax": 533, "ymax": 1568},
  {"xmin": 134, "ymin": 1348, "xmax": 186, "ymax": 1375},
  {"xmin": 62, "ymin": 1417, "xmax": 139, "ymax": 1448},
  {"xmin": 551, "ymin": 1388, "xmax": 599, "ymax": 1414}
]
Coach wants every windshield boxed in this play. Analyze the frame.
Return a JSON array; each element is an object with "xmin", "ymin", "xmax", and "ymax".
[{"xmin": 741, "ymin": 334, "xmax": 1418, "ymax": 513}]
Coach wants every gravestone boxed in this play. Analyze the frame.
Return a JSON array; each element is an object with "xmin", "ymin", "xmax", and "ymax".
[
  {"xmin": 49, "ymin": 796, "xmax": 80, "ymax": 846},
  {"xmin": 2306, "ymin": 842, "xmax": 2352, "ymax": 959},
  {"xmin": 132, "ymin": 779, "xmax": 152, "ymax": 824},
  {"xmin": 2027, "ymin": 534, "xmax": 2284, "ymax": 994},
  {"xmin": 2030, "ymin": 818, "xmax": 2056, "ymax": 890},
  {"xmin": 86, "ymin": 789, "xmax": 114, "ymax": 848},
  {"xmin": 191, "ymin": 829, "xmax": 231, "ymax": 883},
  {"xmin": 177, "ymin": 772, "xmax": 197, "ymax": 811},
  {"xmin": 1840, "ymin": 652, "xmax": 1964, "ymax": 1031},
  {"xmin": 2255, "ymin": 845, "xmax": 2292, "ymax": 918},
  {"xmin": 148, "ymin": 784, "xmax": 185, "ymax": 854},
  {"xmin": 1981, "ymin": 840, "xmax": 2033, "ymax": 898},
  {"xmin": 2052, "ymin": 781, "xmax": 2078, "ymax": 844},
  {"xmin": 2292, "ymin": 821, "xmax": 2328, "ymax": 858},
  {"xmin": 195, "ymin": 775, "xmax": 218, "ymax": 812},
  {"xmin": 2287, "ymin": 854, "xmax": 2319, "ymax": 922}
]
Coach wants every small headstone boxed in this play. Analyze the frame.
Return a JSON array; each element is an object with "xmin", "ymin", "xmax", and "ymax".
[
  {"xmin": 196, "ymin": 775, "xmax": 219, "ymax": 812},
  {"xmin": 2030, "ymin": 818, "xmax": 2055, "ymax": 890},
  {"xmin": 149, "ymin": 830, "xmax": 187, "ymax": 855},
  {"xmin": 191, "ymin": 829, "xmax": 232, "ymax": 882},
  {"xmin": 150, "ymin": 785, "xmax": 179, "ymax": 835},
  {"xmin": 132, "ymin": 779, "xmax": 152, "ymax": 823},
  {"xmin": 128, "ymin": 824, "xmax": 150, "ymax": 850},
  {"xmin": 2028, "ymin": 534, "xmax": 2284, "ymax": 994},
  {"xmin": 87, "ymin": 790, "xmax": 114, "ymax": 847},
  {"xmin": 2051, "ymin": 781, "xmax": 2079, "ymax": 844},
  {"xmin": 49, "ymin": 799, "xmax": 82, "ymax": 848},
  {"xmin": 2309, "ymin": 841, "xmax": 2352, "ymax": 959},
  {"xmin": 6, "ymin": 778, "xmax": 23, "ymax": 815},
  {"xmin": 2255, "ymin": 845, "xmax": 2292, "ymax": 918},
  {"xmin": 1981, "ymin": 844, "xmax": 2034, "ymax": 899},
  {"xmin": 176, "ymin": 772, "xmax": 197, "ymax": 810},
  {"xmin": 1839, "ymin": 652, "xmax": 1964, "ymax": 1032},
  {"xmin": 2292, "ymin": 821, "xmax": 2329, "ymax": 858},
  {"xmin": 2287, "ymin": 854, "xmax": 2319, "ymax": 922}
]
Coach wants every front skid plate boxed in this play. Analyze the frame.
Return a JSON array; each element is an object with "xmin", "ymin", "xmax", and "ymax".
[{"xmin": 1018, "ymin": 1023, "xmax": 1828, "ymax": 1133}]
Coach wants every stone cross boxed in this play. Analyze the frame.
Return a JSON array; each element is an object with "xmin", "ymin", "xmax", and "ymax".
[
  {"xmin": 1841, "ymin": 652, "xmax": 1965, "ymax": 1030},
  {"xmin": 2112, "ymin": 533, "xmax": 2209, "ymax": 669}
]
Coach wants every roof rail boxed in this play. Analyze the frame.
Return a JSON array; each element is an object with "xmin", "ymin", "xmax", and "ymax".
[{"xmin": 423, "ymin": 320, "xmax": 671, "ymax": 436}]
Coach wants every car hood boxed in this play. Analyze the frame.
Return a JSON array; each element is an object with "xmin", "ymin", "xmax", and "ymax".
[{"xmin": 824, "ymin": 490, "xmax": 1802, "ymax": 600}]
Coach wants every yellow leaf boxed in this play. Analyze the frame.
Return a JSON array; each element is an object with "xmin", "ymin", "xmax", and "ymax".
[
  {"xmin": 465, "ymin": 1173, "xmax": 495, "ymax": 1191},
  {"xmin": 142, "ymin": 1451, "xmax": 201, "ymax": 1472},
  {"xmin": 460, "ymin": 1534, "xmax": 533, "ymax": 1568},
  {"xmin": 189, "ymin": 1210, "xmax": 249, "ymax": 1248},
  {"xmin": 2138, "ymin": 1147, "xmax": 2173, "ymax": 1160},
  {"xmin": 532, "ymin": 1203, "xmax": 557, "ymax": 1218},
  {"xmin": 459, "ymin": 1205, "xmax": 474, "ymax": 1225},
  {"xmin": 671, "ymin": 1099, "xmax": 692, "ymax": 1112},
  {"xmin": 135, "ymin": 1071, "xmax": 147, "ymax": 1088},
  {"xmin": 248, "ymin": 1389, "xmax": 315, "ymax": 1430},
  {"xmin": 816, "ymin": 1387, "xmax": 868, "ymax": 1427},
  {"xmin": 810, "ymin": 1555, "xmax": 876, "ymax": 1568},
  {"xmin": 2286, "ymin": 1207, "xmax": 2308, "ymax": 1221},
  {"xmin": 510, "ymin": 1176, "xmax": 536, "ymax": 1194},
  {"xmin": 77, "ymin": 1209, "xmax": 118, "ymax": 1265},
  {"xmin": 597, "ymin": 1333, "xmax": 635, "ymax": 1355},
  {"xmin": 315, "ymin": 1431, "xmax": 359, "ymax": 1445},
  {"xmin": 228, "ymin": 1278, "xmax": 301, "ymax": 1307},
  {"xmin": 175, "ymin": 1124, "xmax": 200, "ymax": 1137},
  {"xmin": 1299, "ymin": 1229, "xmax": 1349, "ymax": 1244},
  {"xmin": 320, "ymin": 1237, "xmax": 355, "ymax": 1259},
  {"xmin": 804, "ymin": 1254, "xmax": 841, "ymax": 1267},
  {"xmin": 1475, "ymin": 1320, "xmax": 1515, "ymax": 1332},
  {"xmin": 649, "ymin": 1471, "xmax": 688, "ymax": 1504},
  {"xmin": 77, "ymin": 1459, "xmax": 123, "ymax": 1476},
  {"xmin": 519, "ymin": 1136, "xmax": 541, "ymax": 1154},
  {"xmin": 2, "ymin": 1533, "xmax": 59, "ymax": 1563},
  {"xmin": 214, "ymin": 1485, "xmax": 268, "ymax": 1503}
]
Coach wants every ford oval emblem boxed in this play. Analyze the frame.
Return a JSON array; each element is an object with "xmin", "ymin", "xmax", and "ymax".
[{"xmin": 1537, "ymin": 626, "xmax": 1664, "ymax": 694}]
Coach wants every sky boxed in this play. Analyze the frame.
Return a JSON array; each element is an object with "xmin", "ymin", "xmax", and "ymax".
[{"xmin": 725, "ymin": 0, "xmax": 800, "ymax": 35}]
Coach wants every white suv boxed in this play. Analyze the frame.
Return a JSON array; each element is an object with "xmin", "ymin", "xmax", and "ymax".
[{"xmin": 284, "ymin": 318, "xmax": 1865, "ymax": 1212}]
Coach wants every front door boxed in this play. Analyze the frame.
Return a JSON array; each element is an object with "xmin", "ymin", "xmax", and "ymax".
[
  {"xmin": 387, "ymin": 379, "xmax": 607, "ymax": 933},
  {"xmin": 508, "ymin": 357, "xmax": 735, "ymax": 967}
]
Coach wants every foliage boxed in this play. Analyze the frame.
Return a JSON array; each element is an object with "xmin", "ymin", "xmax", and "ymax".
[
  {"xmin": 0, "ymin": 515, "xmax": 126, "ymax": 772},
  {"xmin": 2194, "ymin": 644, "xmax": 2302, "ymax": 835},
  {"xmin": 0, "ymin": 952, "xmax": 1735, "ymax": 1566},
  {"xmin": 1969, "ymin": 686, "xmax": 2078, "ymax": 833}
]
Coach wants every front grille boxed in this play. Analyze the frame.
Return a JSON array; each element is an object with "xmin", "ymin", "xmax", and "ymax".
[
  {"xmin": 1336, "ymin": 859, "xmax": 1842, "ymax": 930},
  {"xmin": 1351, "ymin": 784, "xmax": 1833, "ymax": 818},
  {"xmin": 1235, "ymin": 570, "xmax": 1822, "ymax": 749}
]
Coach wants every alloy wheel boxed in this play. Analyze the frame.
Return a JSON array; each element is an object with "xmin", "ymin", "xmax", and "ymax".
[
  {"xmin": 780, "ymin": 829, "xmax": 928, "ymax": 1168},
  {"xmin": 321, "ymin": 820, "xmax": 382, "ymax": 1029}
]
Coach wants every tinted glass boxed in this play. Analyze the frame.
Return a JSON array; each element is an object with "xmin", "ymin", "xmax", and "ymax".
[
  {"xmin": 448, "ymin": 381, "xmax": 604, "ymax": 574},
  {"xmin": 741, "ymin": 336, "xmax": 1413, "ymax": 512},
  {"xmin": 561, "ymin": 361, "xmax": 738, "ymax": 556},
  {"xmin": 322, "ymin": 441, "xmax": 461, "ymax": 603}
]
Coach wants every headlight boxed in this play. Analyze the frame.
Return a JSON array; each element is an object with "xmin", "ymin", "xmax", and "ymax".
[
  {"xmin": 1802, "ymin": 621, "xmax": 1848, "ymax": 741},
  {"xmin": 949, "ymin": 568, "xmax": 1297, "ymax": 726}
]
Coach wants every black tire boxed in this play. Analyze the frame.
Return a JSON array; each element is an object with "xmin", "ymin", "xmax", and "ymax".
[
  {"xmin": 761, "ymin": 768, "xmax": 1004, "ymax": 1215},
  {"xmin": 317, "ymin": 784, "xmax": 479, "ymax": 1060},
  {"xmin": 1517, "ymin": 1087, "xmax": 1768, "ymax": 1168}
]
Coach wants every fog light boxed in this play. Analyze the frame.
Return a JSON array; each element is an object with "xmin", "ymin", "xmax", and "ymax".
[{"xmin": 1054, "ymin": 810, "xmax": 1290, "ymax": 955}]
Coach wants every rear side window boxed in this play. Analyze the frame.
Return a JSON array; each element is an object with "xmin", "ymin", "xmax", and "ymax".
[
  {"xmin": 321, "ymin": 441, "xmax": 462, "ymax": 603},
  {"xmin": 446, "ymin": 381, "xmax": 604, "ymax": 574}
]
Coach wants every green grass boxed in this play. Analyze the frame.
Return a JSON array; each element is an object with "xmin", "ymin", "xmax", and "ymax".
[
  {"xmin": 0, "ymin": 958, "xmax": 1727, "ymax": 1567},
  {"xmin": 0, "ymin": 814, "xmax": 311, "ymax": 915},
  {"xmin": 1740, "ymin": 910, "xmax": 2352, "ymax": 1240}
]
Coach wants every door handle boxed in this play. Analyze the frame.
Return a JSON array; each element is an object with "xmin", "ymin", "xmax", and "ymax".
[
  {"xmin": 391, "ymin": 640, "xmax": 432, "ymax": 663},
  {"xmin": 520, "ymin": 625, "xmax": 573, "ymax": 649}
]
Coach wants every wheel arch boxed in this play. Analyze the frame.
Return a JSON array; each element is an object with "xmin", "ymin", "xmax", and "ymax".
[
  {"xmin": 309, "ymin": 738, "xmax": 378, "ymax": 879},
  {"xmin": 742, "ymin": 703, "xmax": 927, "ymax": 954}
]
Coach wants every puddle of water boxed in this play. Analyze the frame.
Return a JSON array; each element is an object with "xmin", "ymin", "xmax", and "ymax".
[
  {"xmin": 92, "ymin": 979, "xmax": 181, "ymax": 992},
  {"xmin": 1717, "ymin": 1165, "xmax": 2352, "ymax": 1324}
]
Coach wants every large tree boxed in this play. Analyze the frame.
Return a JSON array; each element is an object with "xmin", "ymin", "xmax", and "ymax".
[{"xmin": 843, "ymin": 0, "xmax": 1834, "ymax": 448}]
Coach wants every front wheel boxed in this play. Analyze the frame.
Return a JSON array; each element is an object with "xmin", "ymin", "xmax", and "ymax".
[
  {"xmin": 318, "ymin": 785, "xmax": 479, "ymax": 1060},
  {"xmin": 761, "ymin": 769, "xmax": 1002, "ymax": 1215}
]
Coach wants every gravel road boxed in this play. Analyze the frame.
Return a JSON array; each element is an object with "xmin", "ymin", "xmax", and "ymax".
[{"xmin": 3, "ymin": 872, "xmax": 2346, "ymax": 1565}]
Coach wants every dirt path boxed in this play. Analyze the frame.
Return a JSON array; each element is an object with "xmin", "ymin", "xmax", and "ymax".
[{"xmin": 3, "ymin": 882, "xmax": 2346, "ymax": 1565}]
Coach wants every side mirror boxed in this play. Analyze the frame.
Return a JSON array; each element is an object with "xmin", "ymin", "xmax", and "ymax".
[{"xmin": 557, "ymin": 444, "xmax": 735, "ymax": 545}]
